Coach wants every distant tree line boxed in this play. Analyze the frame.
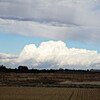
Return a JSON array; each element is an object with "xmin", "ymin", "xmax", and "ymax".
[{"xmin": 0, "ymin": 65, "xmax": 100, "ymax": 74}]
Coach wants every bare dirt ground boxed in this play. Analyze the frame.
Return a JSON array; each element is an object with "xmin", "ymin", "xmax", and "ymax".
[{"xmin": 0, "ymin": 87, "xmax": 100, "ymax": 100}]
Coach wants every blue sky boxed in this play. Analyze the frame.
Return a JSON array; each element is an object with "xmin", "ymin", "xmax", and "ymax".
[
  {"xmin": 0, "ymin": 0, "xmax": 100, "ymax": 69},
  {"xmin": 93, "ymin": 5, "xmax": 100, "ymax": 10},
  {"xmin": 0, "ymin": 32, "xmax": 50, "ymax": 54},
  {"xmin": 0, "ymin": 32, "xmax": 100, "ymax": 54}
]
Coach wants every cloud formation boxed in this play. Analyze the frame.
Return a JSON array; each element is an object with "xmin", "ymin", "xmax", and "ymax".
[
  {"xmin": 0, "ymin": 0, "xmax": 100, "ymax": 42},
  {"xmin": 0, "ymin": 41, "xmax": 100, "ymax": 69}
]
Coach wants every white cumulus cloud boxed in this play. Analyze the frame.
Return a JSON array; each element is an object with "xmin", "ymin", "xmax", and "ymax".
[{"xmin": 0, "ymin": 41, "xmax": 100, "ymax": 69}]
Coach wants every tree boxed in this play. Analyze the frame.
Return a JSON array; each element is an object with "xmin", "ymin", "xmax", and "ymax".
[
  {"xmin": 0, "ymin": 65, "xmax": 7, "ymax": 72},
  {"xmin": 18, "ymin": 66, "xmax": 28, "ymax": 72}
]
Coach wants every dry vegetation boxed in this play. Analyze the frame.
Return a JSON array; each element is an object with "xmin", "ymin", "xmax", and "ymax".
[
  {"xmin": 0, "ymin": 73, "xmax": 100, "ymax": 100},
  {"xmin": 0, "ymin": 87, "xmax": 100, "ymax": 100},
  {"xmin": 0, "ymin": 73, "xmax": 100, "ymax": 88}
]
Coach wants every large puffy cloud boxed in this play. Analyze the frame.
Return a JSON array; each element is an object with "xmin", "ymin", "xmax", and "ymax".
[
  {"xmin": 0, "ymin": 41, "xmax": 100, "ymax": 69},
  {"xmin": 0, "ymin": 0, "xmax": 100, "ymax": 42}
]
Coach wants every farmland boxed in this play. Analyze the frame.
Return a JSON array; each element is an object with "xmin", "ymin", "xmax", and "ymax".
[
  {"xmin": 0, "ymin": 72, "xmax": 100, "ymax": 100},
  {"xmin": 0, "ymin": 72, "xmax": 100, "ymax": 88},
  {"xmin": 0, "ymin": 87, "xmax": 100, "ymax": 100}
]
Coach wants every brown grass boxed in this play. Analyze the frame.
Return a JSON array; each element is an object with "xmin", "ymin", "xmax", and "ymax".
[
  {"xmin": 0, "ymin": 73, "xmax": 100, "ymax": 88},
  {"xmin": 0, "ymin": 73, "xmax": 100, "ymax": 82},
  {"xmin": 0, "ymin": 87, "xmax": 100, "ymax": 100}
]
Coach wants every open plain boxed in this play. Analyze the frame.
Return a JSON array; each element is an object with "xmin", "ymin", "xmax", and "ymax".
[{"xmin": 0, "ymin": 87, "xmax": 100, "ymax": 100}]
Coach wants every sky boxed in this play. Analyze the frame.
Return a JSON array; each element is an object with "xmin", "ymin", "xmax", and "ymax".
[{"xmin": 0, "ymin": 0, "xmax": 100, "ymax": 69}]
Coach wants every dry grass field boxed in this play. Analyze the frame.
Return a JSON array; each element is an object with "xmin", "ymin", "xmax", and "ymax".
[
  {"xmin": 0, "ymin": 87, "xmax": 100, "ymax": 100},
  {"xmin": 0, "ymin": 73, "xmax": 100, "ymax": 100},
  {"xmin": 0, "ymin": 73, "xmax": 100, "ymax": 88}
]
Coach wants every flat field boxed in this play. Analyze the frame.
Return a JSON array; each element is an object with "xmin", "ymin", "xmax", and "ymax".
[
  {"xmin": 0, "ymin": 87, "xmax": 100, "ymax": 100},
  {"xmin": 0, "ymin": 73, "xmax": 100, "ymax": 88}
]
